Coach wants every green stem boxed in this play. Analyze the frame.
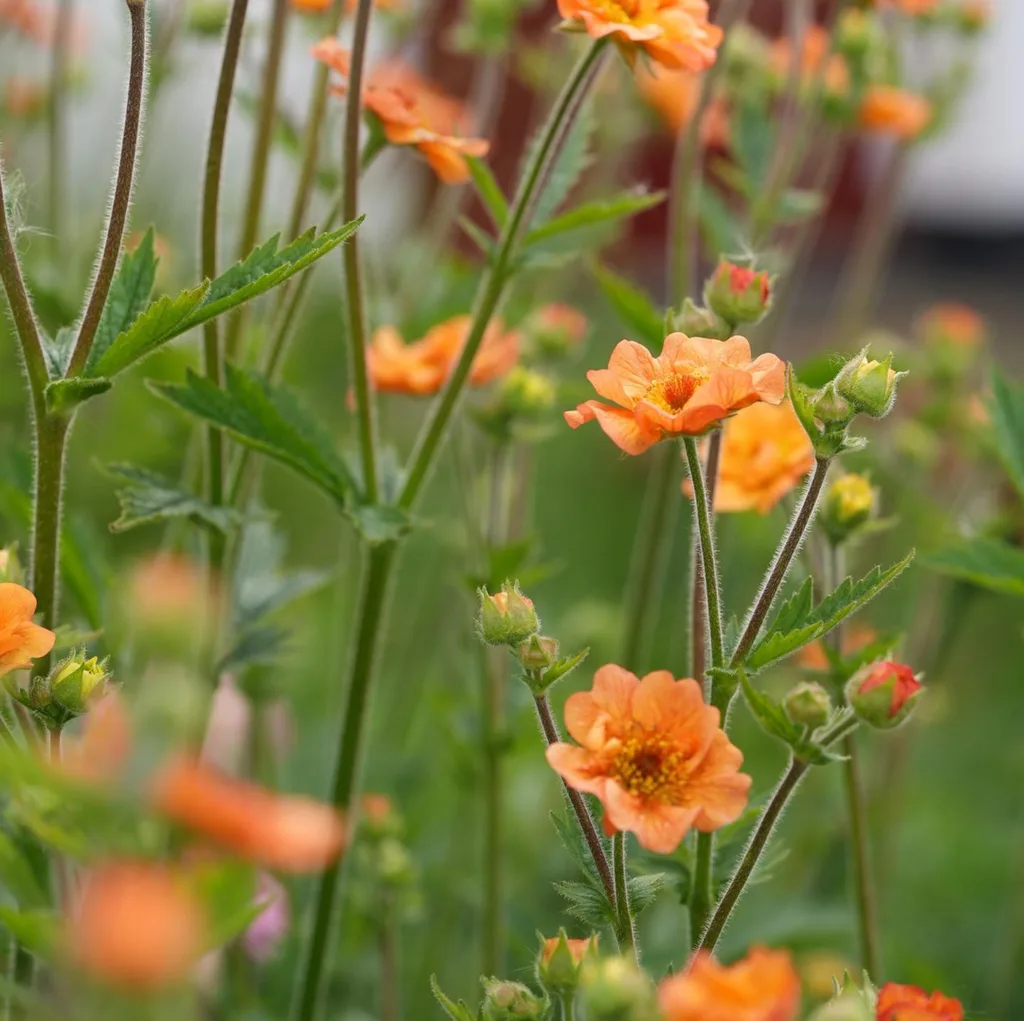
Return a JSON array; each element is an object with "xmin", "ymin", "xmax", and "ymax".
[
  {"xmin": 47, "ymin": 0, "xmax": 72, "ymax": 239},
  {"xmin": 378, "ymin": 897, "xmax": 400, "ymax": 1021},
  {"xmin": 339, "ymin": 0, "xmax": 379, "ymax": 503},
  {"xmin": 67, "ymin": 0, "xmax": 148, "ymax": 377},
  {"xmin": 689, "ymin": 430, "xmax": 722, "ymax": 682},
  {"xmin": 558, "ymin": 992, "xmax": 576, "ymax": 1021},
  {"xmin": 843, "ymin": 732, "xmax": 880, "ymax": 977},
  {"xmin": 286, "ymin": 0, "xmax": 346, "ymax": 241},
  {"xmin": 667, "ymin": 0, "xmax": 750, "ymax": 306},
  {"xmin": 621, "ymin": 444, "xmax": 679, "ymax": 672},
  {"xmin": 397, "ymin": 40, "xmax": 607, "ymax": 512},
  {"xmin": 199, "ymin": 0, "xmax": 250, "ymax": 599},
  {"xmin": 292, "ymin": 541, "xmax": 397, "ymax": 1021},
  {"xmin": 612, "ymin": 832, "xmax": 637, "ymax": 962},
  {"xmin": 731, "ymin": 457, "xmax": 831, "ymax": 667},
  {"xmin": 225, "ymin": 0, "xmax": 291, "ymax": 361}
]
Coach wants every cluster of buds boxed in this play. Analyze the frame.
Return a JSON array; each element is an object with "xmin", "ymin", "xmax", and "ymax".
[
  {"xmin": 846, "ymin": 660, "xmax": 923, "ymax": 729},
  {"xmin": 674, "ymin": 261, "xmax": 774, "ymax": 339},
  {"xmin": 536, "ymin": 931, "xmax": 598, "ymax": 996},
  {"xmin": 7, "ymin": 650, "xmax": 112, "ymax": 729},
  {"xmin": 820, "ymin": 473, "xmax": 879, "ymax": 546},
  {"xmin": 790, "ymin": 350, "xmax": 907, "ymax": 457}
]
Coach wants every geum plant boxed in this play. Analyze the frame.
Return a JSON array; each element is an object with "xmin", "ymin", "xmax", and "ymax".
[{"xmin": 0, "ymin": 0, "xmax": 991, "ymax": 1018}]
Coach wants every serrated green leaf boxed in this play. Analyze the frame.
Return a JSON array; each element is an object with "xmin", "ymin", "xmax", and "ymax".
[
  {"xmin": 41, "ymin": 326, "xmax": 75, "ymax": 377},
  {"xmin": 989, "ymin": 368, "xmax": 1024, "ymax": 500},
  {"xmin": 44, "ymin": 376, "xmax": 112, "ymax": 415},
  {"xmin": 541, "ymin": 647, "xmax": 590, "ymax": 689},
  {"xmin": 822, "ymin": 631, "xmax": 902, "ymax": 681},
  {"xmin": 626, "ymin": 872, "xmax": 665, "ymax": 917},
  {"xmin": 466, "ymin": 156, "xmax": 508, "ymax": 229},
  {"xmin": 739, "ymin": 667, "xmax": 803, "ymax": 745},
  {"xmin": 921, "ymin": 538, "xmax": 1024, "ymax": 598},
  {"xmin": 554, "ymin": 879, "xmax": 616, "ymax": 928},
  {"xmin": 746, "ymin": 552, "xmax": 915, "ymax": 671},
  {"xmin": 523, "ymin": 190, "xmax": 666, "ymax": 249},
  {"xmin": 151, "ymin": 365, "xmax": 354, "ymax": 507},
  {"xmin": 104, "ymin": 462, "xmax": 243, "ymax": 534},
  {"xmin": 87, "ymin": 228, "xmax": 157, "ymax": 373},
  {"xmin": 551, "ymin": 810, "xmax": 605, "ymax": 892},
  {"xmin": 591, "ymin": 262, "xmax": 664, "ymax": 348},
  {"xmin": 348, "ymin": 503, "xmax": 414, "ymax": 546},
  {"xmin": 0, "ymin": 831, "xmax": 48, "ymax": 909},
  {"xmin": 430, "ymin": 975, "xmax": 477, "ymax": 1021},
  {"xmin": 528, "ymin": 105, "xmax": 594, "ymax": 229}
]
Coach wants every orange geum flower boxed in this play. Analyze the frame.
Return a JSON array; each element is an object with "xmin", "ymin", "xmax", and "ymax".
[
  {"xmin": 634, "ymin": 64, "xmax": 730, "ymax": 146},
  {"xmin": 312, "ymin": 39, "xmax": 488, "ymax": 183},
  {"xmin": 798, "ymin": 622, "xmax": 877, "ymax": 671},
  {"xmin": 564, "ymin": 334, "xmax": 785, "ymax": 455},
  {"xmin": 917, "ymin": 303, "xmax": 986, "ymax": 349},
  {"xmin": 558, "ymin": 0, "xmax": 723, "ymax": 72},
  {"xmin": 152, "ymin": 757, "xmax": 347, "ymax": 873},
  {"xmin": 0, "ymin": 582, "xmax": 56, "ymax": 676},
  {"xmin": 709, "ymin": 400, "xmax": 815, "ymax": 514},
  {"xmin": 876, "ymin": 982, "xmax": 963, "ymax": 1021},
  {"xmin": 367, "ymin": 316, "xmax": 520, "ymax": 395},
  {"xmin": 859, "ymin": 85, "xmax": 932, "ymax": 140},
  {"xmin": 61, "ymin": 692, "xmax": 132, "ymax": 786},
  {"xmin": 658, "ymin": 946, "xmax": 801, "ymax": 1021},
  {"xmin": 67, "ymin": 862, "xmax": 206, "ymax": 992},
  {"xmin": 545, "ymin": 665, "xmax": 750, "ymax": 853},
  {"xmin": 769, "ymin": 24, "xmax": 850, "ymax": 100}
]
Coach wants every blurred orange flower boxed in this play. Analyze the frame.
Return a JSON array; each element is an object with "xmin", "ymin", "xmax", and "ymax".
[
  {"xmin": 368, "ymin": 316, "xmax": 519, "ymax": 395},
  {"xmin": 798, "ymin": 623, "xmax": 877, "ymax": 671},
  {"xmin": 312, "ymin": 39, "xmax": 489, "ymax": 183},
  {"xmin": 0, "ymin": 582, "xmax": 56, "ymax": 676},
  {"xmin": 62, "ymin": 693, "xmax": 132, "ymax": 786},
  {"xmin": 917, "ymin": 303, "xmax": 985, "ymax": 348},
  {"xmin": 769, "ymin": 24, "xmax": 849, "ymax": 99},
  {"xmin": 557, "ymin": 0, "xmax": 723, "ymax": 71},
  {"xmin": 658, "ymin": 946, "xmax": 801, "ymax": 1021},
  {"xmin": 859, "ymin": 86, "xmax": 932, "ymax": 140},
  {"xmin": 876, "ymin": 982, "xmax": 963, "ymax": 1021},
  {"xmin": 708, "ymin": 400, "xmax": 814, "ymax": 514},
  {"xmin": 565, "ymin": 334, "xmax": 785, "ymax": 455},
  {"xmin": 545, "ymin": 665, "xmax": 750, "ymax": 853},
  {"xmin": 292, "ymin": 0, "xmax": 400, "ymax": 11},
  {"xmin": 634, "ymin": 65, "xmax": 730, "ymax": 146},
  {"xmin": 533, "ymin": 303, "xmax": 589, "ymax": 345},
  {"xmin": 153, "ymin": 758, "xmax": 347, "ymax": 873},
  {"xmin": 876, "ymin": 0, "xmax": 941, "ymax": 14},
  {"xmin": 67, "ymin": 862, "xmax": 206, "ymax": 991},
  {"xmin": 3, "ymin": 77, "xmax": 47, "ymax": 118}
]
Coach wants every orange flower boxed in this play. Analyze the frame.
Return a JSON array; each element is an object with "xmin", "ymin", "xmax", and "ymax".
[
  {"xmin": 67, "ymin": 862, "xmax": 206, "ymax": 991},
  {"xmin": 557, "ymin": 0, "xmax": 723, "ymax": 72},
  {"xmin": 61, "ymin": 693, "xmax": 132, "ymax": 786},
  {"xmin": 564, "ymin": 334, "xmax": 786, "ymax": 455},
  {"xmin": 0, "ymin": 582, "xmax": 56, "ymax": 676},
  {"xmin": 849, "ymin": 660, "xmax": 922, "ymax": 721},
  {"xmin": 634, "ymin": 64, "xmax": 730, "ymax": 146},
  {"xmin": 367, "ymin": 316, "xmax": 520, "ymax": 395},
  {"xmin": 292, "ymin": 0, "xmax": 400, "ymax": 11},
  {"xmin": 769, "ymin": 24, "xmax": 849, "ymax": 99},
  {"xmin": 312, "ymin": 40, "xmax": 489, "ymax": 183},
  {"xmin": 658, "ymin": 947, "xmax": 801, "ymax": 1021},
  {"xmin": 799, "ymin": 622, "xmax": 877, "ymax": 671},
  {"xmin": 917, "ymin": 303, "xmax": 985, "ymax": 348},
  {"xmin": 708, "ymin": 400, "xmax": 815, "ymax": 514},
  {"xmin": 545, "ymin": 666, "xmax": 750, "ymax": 853},
  {"xmin": 875, "ymin": 0, "xmax": 941, "ymax": 14},
  {"xmin": 859, "ymin": 86, "xmax": 932, "ymax": 140},
  {"xmin": 152, "ymin": 758, "xmax": 347, "ymax": 873},
  {"xmin": 3, "ymin": 77, "xmax": 46, "ymax": 118},
  {"xmin": 876, "ymin": 982, "xmax": 963, "ymax": 1021}
]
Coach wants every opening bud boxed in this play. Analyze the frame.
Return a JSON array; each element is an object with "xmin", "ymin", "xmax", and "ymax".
[
  {"xmin": 835, "ymin": 350, "xmax": 905, "ymax": 419},
  {"xmin": 499, "ymin": 367, "xmax": 557, "ymax": 418},
  {"xmin": 536, "ymin": 931, "xmax": 597, "ymax": 995},
  {"xmin": 477, "ymin": 582, "xmax": 540, "ymax": 646},
  {"xmin": 518, "ymin": 634, "xmax": 559, "ymax": 672},
  {"xmin": 50, "ymin": 653, "xmax": 111, "ymax": 715},
  {"xmin": 704, "ymin": 261, "xmax": 773, "ymax": 327},
  {"xmin": 820, "ymin": 473, "xmax": 878, "ymax": 545},
  {"xmin": 672, "ymin": 299, "xmax": 731, "ymax": 341},
  {"xmin": 578, "ymin": 956, "xmax": 659, "ymax": 1021},
  {"xmin": 480, "ymin": 978, "xmax": 547, "ymax": 1021},
  {"xmin": 526, "ymin": 304, "xmax": 588, "ymax": 359},
  {"xmin": 846, "ymin": 660, "xmax": 923, "ymax": 729},
  {"xmin": 784, "ymin": 682, "xmax": 832, "ymax": 730}
]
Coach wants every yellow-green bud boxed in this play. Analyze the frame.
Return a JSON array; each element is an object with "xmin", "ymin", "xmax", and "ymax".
[
  {"xmin": 500, "ymin": 367, "xmax": 557, "ymax": 418},
  {"xmin": 480, "ymin": 979, "xmax": 546, "ymax": 1021},
  {"xmin": 821, "ymin": 473, "xmax": 877, "ymax": 544},
  {"xmin": 537, "ymin": 932, "xmax": 597, "ymax": 995},
  {"xmin": 50, "ymin": 654, "xmax": 110, "ymax": 715},
  {"xmin": 577, "ymin": 956, "xmax": 659, "ymax": 1021},
  {"xmin": 477, "ymin": 583, "xmax": 540, "ymax": 647},
  {"xmin": 808, "ymin": 992, "xmax": 874, "ymax": 1021},
  {"xmin": 186, "ymin": 0, "xmax": 230, "ymax": 35},
  {"xmin": 784, "ymin": 682, "xmax": 831, "ymax": 729},
  {"xmin": 835, "ymin": 351, "xmax": 905, "ymax": 419},
  {"xmin": 518, "ymin": 635, "xmax": 559, "ymax": 671},
  {"xmin": 0, "ymin": 546, "xmax": 23, "ymax": 584}
]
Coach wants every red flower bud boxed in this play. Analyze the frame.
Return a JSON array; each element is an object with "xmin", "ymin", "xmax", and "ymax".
[
  {"xmin": 705, "ymin": 261, "xmax": 772, "ymax": 326},
  {"xmin": 846, "ymin": 660, "xmax": 922, "ymax": 729}
]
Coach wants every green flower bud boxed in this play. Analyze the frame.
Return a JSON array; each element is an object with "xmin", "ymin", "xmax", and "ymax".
[
  {"xmin": 186, "ymin": 0, "xmax": 230, "ymax": 35},
  {"xmin": 477, "ymin": 583, "xmax": 540, "ymax": 647},
  {"xmin": 808, "ymin": 992, "xmax": 874, "ymax": 1021},
  {"xmin": 518, "ymin": 634, "xmax": 559, "ymax": 672},
  {"xmin": 820, "ymin": 473, "xmax": 878, "ymax": 545},
  {"xmin": 846, "ymin": 660, "xmax": 923, "ymax": 730},
  {"xmin": 49, "ymin": 653, "xmax": 111, "ymax": 715},
  {"xmin": 577, "ymin": 956, "xmax": 659, "ymax": 1021},
  {"xmin": 672, "ymin": 299, "xmax": 731, "ymax": 341},
  {"xmin": 537, "ymin": 931, "xmax": 598, "ymax": 996},
  {"xmin": 480, "ymin": 978, "xmax": 546, "ymax": 1021},
  {"xmin": 784, "ymin": 682, "xmax": 832, "ymax": 729},
  {"xmin": 500, "ymin": 367, "xmax": 557, "ymax": 418},
  {"xmin": 835, "ymin": 351, "xmax": 905, "ymax": 419},
  {"xmin": 704, "ymin": 261, "xmax": 773, "ymax": 327}
]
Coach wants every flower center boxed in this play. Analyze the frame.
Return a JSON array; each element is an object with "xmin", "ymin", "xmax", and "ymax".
[
  {"xmin": 589, "ymin": 0, "xmax": 642, "ymax": 23},
  {"xmin": 613, "ymin": 730, "xmax": 687, "ymax": 801},
  {"xmin": 644, "ymin": 371, "xmax": 704, "ymax": 413}
]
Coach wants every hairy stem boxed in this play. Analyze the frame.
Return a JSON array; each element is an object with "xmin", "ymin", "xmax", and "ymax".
[
  {"xmin": 398, "ymin": 40, "xmax": 607, "ymax": 511},
  {"xmin": 293, "ymin": 542, "xmax": 396, "ymax": 1021},
  {"xmin": 731, "ymin": 457, "xmax": 831, "ymax": 666},
  {"xmin": 689, "ymin": 430, "xmax": 722, "ymax": 682},
  {"xmin": 47, "ymin": 0, "xmax": 73, "ymax": 238},
  {"xmin": 199, "ymin": 0, "xmax": 250, "ymax": 594},
  {"xmin": 67, "ymin": 0, "xmax": 148, "ymax": 376},
  {"xmin": 613, "ymin": 831, "xmax": 637, "ymax": 962},
  {"xmin": 225, "ymin": 0, "xmax": 291, "ymax": 361},
  {"xmin": 534, "ymin": 694, "xmax": 617, "ymax": 910},
  {"xmin": 843, "ymin": 733, "xmax": 880, "ymax": 977}
]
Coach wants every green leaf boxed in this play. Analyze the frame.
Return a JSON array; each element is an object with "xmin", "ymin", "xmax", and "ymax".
[
  {"xmin": 775, "ymin": 187, "xmax": 824, "ymax": 224},
  {"xmin": 90, "ymin": 221, "xmax": 362, "ymax": 378},
  {"xmin": 554, "ymin": 879, "xmax": 616, "ymax": 928},
  {"xmin": 522, "ymin": 190, "xmax": 666, "ymax": 249},
  {"xmin": 348, "ymin": 502, "xmax": 414, "ymax": 546},
  {"xmin": 41, "ymin": 326, "xmax": 75, "ymax": 377},
  {"xmin": 218, "ymin": 624, "xmax": 289, "ymax": 674},
  {"xmin": 151, "ymin": 365, "xmax": 354, "ymax": 506},
  {"xmin": 528, "ymin": 105, "xmax": 595, "ymax": 228},
  {"xmin": 104, "ymin": 462, "xmax": 243, "ymax": 534},
  {"xmin": 0, "ymin": 831, "xmax": 48, "ymax": 909},
  {"xmin": 459, "ymin": 216, "xmax": 495, "ymax": 260},
  {"xmin": 591, "ymin": 262, "xmax": 664, "ymax": 348},
  {"xmin": 191, "ymin": 861, "xmax": 260, "ymax": 948},
  {"xmin": 541, "ymin": 647, "xmax": 590, "ymax": 689},
  {"xmin": 44, "ymin": 376, "xmax": 112, "ymax": 415},
  {"xmin": 698, "ymin": 186, "xmax": 744, "ymax": 262},
  {"xmin": 87, "ymin": 228, "xmax": 157, "ymax": 373},
  {"xmin": 550, "ymin": 810, "xmax": 605, "ymax": 892},
  {"xmin": 746, "ymin": 552, "xmax": 916, "ymax": 671},
  {"xmin": 989, "ymin": 368, "xmax": 1024, "ymax": 500},
  {"xmin": 921, "ymin": 538, "xmax": 1024, "ymax": 598},
  {"xmin": 739, "ymin": 667, "xmax": 803, "ymax": 745},
  {"xmin": 466, "ymin": 156, "xmax": 508, "ymax": 229},
  {"xmin": 0, "ymin": 908, "xmax": 57, "ymax": 958},
  {"xmin": 430, "ymin": 975, "xmax": 477, "ymax": 1021},
  {"xmin": 626, "ymin": 872, "xmax": 665, "ymax": 917}
]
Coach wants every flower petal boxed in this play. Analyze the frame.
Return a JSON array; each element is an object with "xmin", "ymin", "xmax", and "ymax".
[
  {"xmin": 589, "ymin": 403, "xmax": 661, "ymax": 455},
  {"xmin": 0, "ymin": 583, "xmax": 37, "ymax": 627},
  {"xmin": 604, "ymin": 782, "xmax": 699, "ymax": 854},
  {"xmin": 689, "ymin": 730, "xmax": 752, "ymax": 831},
  {"xmin": 607, "ymin": 340, "xmax": 659, "ymax": 401},
  {"xmin": 545, "ymin": 743, "xmax": 606, "ymax": 797},
  {"xmin": 747, "ymin": 352, "xmax": 786, "ymax": 403},
  {"xmin": 590, "ymin": 664, "xmax": 639, "ymax": 725}
]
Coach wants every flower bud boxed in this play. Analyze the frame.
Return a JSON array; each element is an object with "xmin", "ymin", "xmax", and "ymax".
[
  {"xmin": 537, "ymin": 931, "xmax": 597, "ymax": 995},
  {"xmin": 953, "ymin": 0, "xmax": 989, "ymax": 34},
  {"xmin": 808, "ymin": 992, "xmax": 874, "ymax": 1021},
  {"xmin": 784, "ymin": 682, "xmax": 831, "ymax": 729},
  {"xmin": 50, "ymin": 653, "xmax": 111, "ymax": 715},
  {"xmin": 500, "ymin": 367, "xmax": 557, "ymax": 418},
  {"xmin": 518, "ymin": 634, "xmax": 559, "ymax": 671},
  {"xmin": 704, "ymin": 261, "xmax": 772, "ymax": 327},
  {"xmin": 361, "ymin": 793, "xmax": 404, "ymax": 840},
  {"xmin": 186, "ymin": 0, "xmax": 230, "ymax": 35},
  {"xmin": 376, "ymin": 837, "xmax": 417, "ymax": 888},
  {"xmin": 527, "ymin": 304, "xmax": 588, "ymax": 358},
  {"xmin": 480, "ymin": 978, "xmax": 547, "ymax": 1021},
  {"xmin": 835, "ymin": 351, "xmax": 905, "ymax": 419},
  {"xmin": 846, "ymin": 660, "xmax": 923, "ymax": 729},
  {"xmin": 672, "ymin": 299, "xmax": 731, "ymax": 341},
  {"xmin": 578, "ymin": 956, "xmax": 659, "ymax": 1021},
  {"xmin": 834, "ymin": 9, "xmax": 885, "ymax": 63},
  {"xmin": 477, "ymin": 583, "xmax": 540, "ymax": 646},
  {"xmin": 820, "ymin": 473, "xmax": 877, "ymax": 545}
]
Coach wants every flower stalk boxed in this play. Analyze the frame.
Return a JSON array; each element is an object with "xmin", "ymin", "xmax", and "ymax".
[
  {"xmin": 612, "ymin": 831, "xmax": 637, "ymax": 962},
  {"xmin": 47, "ymin": 0, "xmax": 73, "ymax": 237}
]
